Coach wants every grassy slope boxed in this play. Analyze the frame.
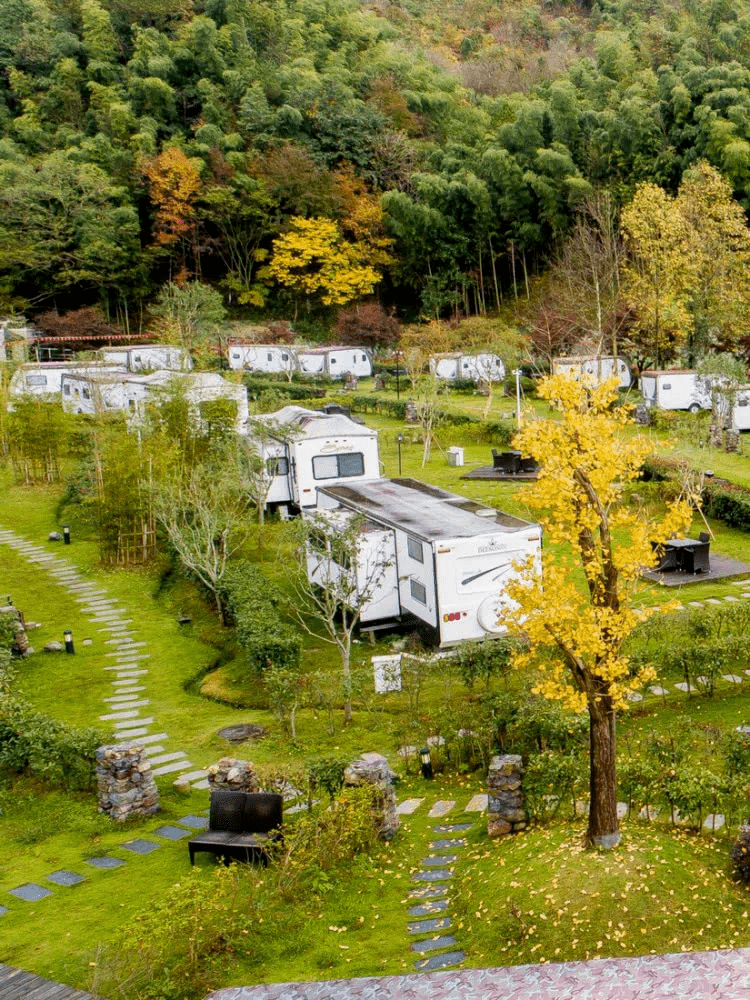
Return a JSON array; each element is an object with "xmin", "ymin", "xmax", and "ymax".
[{"xmin": 3, "ymin": 393, "xmax": 750, "ymax": 990}]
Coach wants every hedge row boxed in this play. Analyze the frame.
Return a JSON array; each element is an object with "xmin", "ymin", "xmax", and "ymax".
[
  {"xmin": 220, "ymin": 561, "xmax": 301, "ymax": 675},
  {"xmin": 702, "ymin": 480, "xmax": 750, "ymax": 532}
]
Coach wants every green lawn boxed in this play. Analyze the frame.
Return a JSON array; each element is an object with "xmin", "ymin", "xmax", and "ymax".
[{"xmin": 3, "ymin": 397, "xmax": 750, "ymax": 995}]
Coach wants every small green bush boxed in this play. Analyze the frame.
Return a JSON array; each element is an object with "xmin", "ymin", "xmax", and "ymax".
[
  {"xmin": 702, "ymin": 480, "xmax": 750, "ymax": 532},
  {"xmin": 220, "ymin": 561, "xmax": 301, "ymax": 675},
  {"xmin": 731, "ymin": 827, "xmax": 750, "ymax": 883},
  {"xmin": 0, "ymin": 695, "xmax": 104, "ymax": 790}
]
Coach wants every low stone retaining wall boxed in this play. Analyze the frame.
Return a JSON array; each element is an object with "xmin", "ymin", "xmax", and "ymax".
[
  {"xmin": 488, "ymin": 753, "xmax": 527, "ymax": 837},
  {"xmin": 96, "ymin": 744, "xmax": 159, "ymax": 822},
  {"xmin": 206, "ymin": 757, "xmax": 261, "ymax": 793},
  {"xmin": 344, "ymin": 752, "xmax": 399, "ymax": 840}
]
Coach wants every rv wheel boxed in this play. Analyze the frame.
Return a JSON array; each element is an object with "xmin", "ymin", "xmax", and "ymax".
[{"xmin": 688, "ymin": 403, "xmax": 701, "ymax": 413}]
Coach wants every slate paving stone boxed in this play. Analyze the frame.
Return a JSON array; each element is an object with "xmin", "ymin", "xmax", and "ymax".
[
  {"xmin": 9, "ymin": 883, "xmax": 53, "ymax": 902},
  {"xmin": 411, "ymin": 934, "xmax": 458, "ymax": 953},
  {"xmin": 464, "ymin": 794, "xmax": 488, "ymax": 812},
  {"xmin": 47, "ymin": 870, "xmax": 86, "ymax": 887},
  {"xmin": 414, "ymin": 950, "xmax": 465, "ymax": 972},
  {"xmin": 430, "ymin": 838, "xmax": 467, "ymax": 850},
  {"xmin": 433, "ymin": 823, "xmax": 473, "ymax": 833},
  {"xmin": 152, "ymin": 759, "xmax": 193, "ymax": 776},
  {"xmin": 114, "ymin": 716, "xmax": 154, "ymax": 728},
  {"xmin": 408, "ymin": 916, "xmax": 451, "ymax": 934},
  {"xmin": 128, "ymin": 732, "xmax": 168, "ymax": 745},
  {"xmin": 86, "ymin": 857, "xmax": 125, "ymax": 869},
  {"xmin": 178, "ymin": 815, "xmax": 209, "ymax": 829},
  {"xmin": 154, "ymin": 825, "xmax": 191, "ymax": 840},
  {"xmin": 120, "ymin": 839, "xmax": 161, "ymax": 854},
  {"xmin": 396, "ymin": 798, "xmax": 424, "ymax": 815},
  {"xmin": 408, "ymin": 885, "xmax": 449, "ymax": 899},
  {"xmin": 421, "ymin": 854, "xmax": 458, "ymax": 866},
  {"xmin": 412, "ymin": 869, "xmax": 452, "ymax": 882},
  {"xmin": 176, "ymin": 769, "xmax": 209, "ymax": 782},
  {"xmin": 149, "ymin": 751, "xmax": 188, "ymax": 766},
  {"xmin": 428, "ymin": 800, "xmax": 455, "ymax": 818},
  {"xmin": 0, "ymin": 905, "xmax": 7, "ymax": 916},
  {"xmin": 113, "ymin": 727, "xmax": 149, "ymax": 739},
  {"xmin": 408, "ymin": 899, "xmax": 449, "ymax": 917}
]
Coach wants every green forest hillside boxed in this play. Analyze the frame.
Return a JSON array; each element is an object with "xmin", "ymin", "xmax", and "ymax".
[{"xmin": 2, "ymin": 0, "xmax": 750, "ymax": 336}]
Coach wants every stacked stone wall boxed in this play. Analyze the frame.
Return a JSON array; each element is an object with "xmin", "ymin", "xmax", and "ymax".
[
  {"xmin": 344, "ymin": 752, "xmax": 399, "ymax": 840},
  {"xmin": 96, "ymin": 744, "xmax": 159, "ymax": 822},
  {"xmin": 488, "ymin": 754, "xmax": 527, "ymax": 837},
  {"xmin": 206, "ymin": 757, "xmax": 261, "ymax": 792}
]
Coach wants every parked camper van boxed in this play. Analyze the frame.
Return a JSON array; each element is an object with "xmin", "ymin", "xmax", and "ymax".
[
  {"xmin": 248, "ymin": 405, "xmax": 380, "ymax": 513},
  {"xmin": 553, "ymin": 355, "xmax": 632, "ymax": 390},
  {"xmin": 227, "ymin": 343, "xmax": 297, "ymax": 374},
  {"xmin": 62, "ymin": 370, "xmax": 249, "ymax": 432},
  {"xmin": 8, "ymin": 362, "xmax": 125, "ymax": 404},
  {"xmin": 98, "ymin": 344, "xmax": 192, "ymax": 372},
  {"xmin": 429, "ymin": 352, "xmax": 506, "ymax": 384},
  {"xmin": 312, "ymin": 477, "xmax": 542, "ymax": 646},
  {"xmin": 639, "ymin": 370, "xmax": 711, "ymax": 412},
  {"xmin": 296, "ymin": 346, "xmax": 372, "ymax": 379}
]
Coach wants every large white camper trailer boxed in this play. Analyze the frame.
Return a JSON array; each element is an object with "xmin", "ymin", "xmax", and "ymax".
[
  {"xmin": 312, "ymin": 477, "xmax": 542, "ymax": 646},
  {"xmin": 639, "ymin": 370, "xmax": 711, "ymax": 412},
  {"xmin": 8, "ymin": 362, "xmax": 126, "ymax": 404},
  {"xmin": 62, "ymin": 370, "xmax": 249, "ymax": 432},
  {"xmin": 97, "ymin": 344, "xmax": 192, "ymax": 372},
  {"xmin": 553, "ymin": 355, "xmax": 632, "ymax": 390},
  {"xmin": 429, "ymin": 352, "xmax": 506, "ymax": 384},
  {"xmin": 227, "ymin": 343, "xmax": 297, "ymax": 374},
  {"xmin": 296, "ymin": 346, "xmax": 373, "ymax": 379},
  {"xmin": 248, "ymin": 405, "xmax": 380, "ymax": 513}
]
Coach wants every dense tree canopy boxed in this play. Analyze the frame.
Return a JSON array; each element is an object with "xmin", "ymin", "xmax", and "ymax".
[{"xmin": 3, "ymin": 0, "xmax": 750, "ymax": 326}]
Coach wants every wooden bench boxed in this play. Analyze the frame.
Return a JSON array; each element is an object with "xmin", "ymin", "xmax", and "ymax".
[{"xmin": 188, "ymin": 790, "xmax": 283, "ymax": 866}]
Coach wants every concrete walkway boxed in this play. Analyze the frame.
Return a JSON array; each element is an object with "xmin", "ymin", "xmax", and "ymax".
[{"xmin": 205, "ymin": 947, "xmax": 750, "ymax": 999}]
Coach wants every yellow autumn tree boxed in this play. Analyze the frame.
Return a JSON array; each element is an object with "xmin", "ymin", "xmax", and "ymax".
[
  {"xmin": 621, "ymin": 182, "xmax": 697, "ymax": 368},
  {"xmin": 268, "ymin": 216, "xmax": 382, "ymax": 314},
  {"xmin": 500, "ymin": 374, "xmax": 692, "ymax": 849}
]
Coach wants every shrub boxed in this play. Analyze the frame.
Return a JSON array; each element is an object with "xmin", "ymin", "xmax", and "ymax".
[
  {"xmin": 523, "ymin": 749, "xmax": 586, "ymax": 823},
  {"xmin": 454, "ymin": 637, "xmax": 515, "ymax": 690},
  {"xmin": 702, "ymin": 479, "xmax": 750, "ymax": 532},
  {"xmin": 220, "ymin": 561, "xmax": 302, "ymax": 676},
  {"xmin": 0, "ymin": 695, "xmax": 104, "ymax": 791}
]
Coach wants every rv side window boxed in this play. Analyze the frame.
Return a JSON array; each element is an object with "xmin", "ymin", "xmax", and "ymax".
[
  {"xmin": 410, "ymin": 579, "xmax": 427, "ymax": 604},
  {"xmin": 313, "ymin": 453, "xmax": 365, "ymax": 479},
  {"xmin": 134, "ymin": 355, "xmax": 141, "ymax": 363},
  {"xmin": 27, "ymin": 375, "xmax": 47, "ymax": 386},
  {"xmin": 338, "ymin": 453, "xmax": 364, "ymax": 477},
  {"xmin": 362, "ymin": 354, "xmax": 366, "ymax": 362},
  {"xmin": 83, "ymin": 387, "xmax": 91, "ymax": 399},
  {"xmin": 231, "ymin": 352, "xmax": 240, "ymax": 360},
  {"xmin": 282, "ymin": 353, "xmax": 288, "ymax": 361},
  {"xmin": 407, "ymin": 536, "xmax": 424, "ymax": 562},
  {"xmin": 267, "ymin": 353, "xmax": 273, "ymax": 361},
  {"xmin": 63, "ymin": 384, "xmax": 70, "ymax": 395},
  {"xmin": 312, "ymin": 455, "xmax": 339, "ymax": 479},
  {"xmin": 266, "ymin": 456, "xmax": 289, "ymax": 476},
  {"xmin": 330, "ymin": 357, "xmax": 337, "ymax": 364},
  {"xmin": 662, "ymin": 382, "xmax": 671, "ymax": 391},
  {"xmin": 740, "ymin": 397, "xmax": 748, "ymax": 407}
]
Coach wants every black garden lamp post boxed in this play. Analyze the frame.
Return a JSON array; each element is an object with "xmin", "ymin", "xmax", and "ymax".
[
  {"xmin": 420, "ymin": 747, "xmax": 433, "ymax": 780},
  {"xmin": 64, "ymin": 629, "xmax": 75, "ymax": 655}
]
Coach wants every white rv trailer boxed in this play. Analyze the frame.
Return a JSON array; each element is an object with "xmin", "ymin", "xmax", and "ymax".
[
  {"xmin": 227, "ymin": 343, "xmax": 297, "ymax": 374},
  {"xmin": 296, "ymin": 346, "xmax": 373, "ymax": 379},
  {"xmin": 61, "ymin": 370, "xmax": 249, "ymax": 432},
  {"xmin": 639, "ymin": 370, "xmax": 712, "ymax": 412},
  {"xmin": 8, "ymin": 362, "xmax": 126, "ymax": 404},
  {"xmin": 248, "ymin": 405, "xmax": 381, "ymax": 512},
  {"xmin": 97, "ymin": 344, "xmax": 192, "ymax": 372},
  {"xmin": 429, "ymin": 352, "xmax": 506, "ymax": 383},
  {"xmin": 313, "ymin": 477, "xmax": 542, "ymax": 646},
  {"xmin": 552, "ymin": 355, "xmax": 632, "ymax": 390}
]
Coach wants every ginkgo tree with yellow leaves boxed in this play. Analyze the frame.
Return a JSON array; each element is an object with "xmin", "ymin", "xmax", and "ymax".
[
  {"xmin": 269, "ymin": 216, "xmax": 387, "ymax": 316},
  {"xmin": 499, "ymin": 374, "xmax": 692, "ymax": 849}
]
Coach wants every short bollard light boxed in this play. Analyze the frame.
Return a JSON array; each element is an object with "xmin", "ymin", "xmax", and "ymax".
[
  {"xmin": 63, "ymin": 524, "xmax": 71, "ymax": 545},
  {"xmin": 64, "ymin": 629, "xmax": 75, "ymax": 655},
  {"xmin": 420, "ymin": 747, "xmax": 433, "ymax": 780}
]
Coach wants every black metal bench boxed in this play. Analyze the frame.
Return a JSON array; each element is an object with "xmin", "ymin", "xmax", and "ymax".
[{"xmin": 188, "ymin": 790, "xmax": 283, "ymax": 866}]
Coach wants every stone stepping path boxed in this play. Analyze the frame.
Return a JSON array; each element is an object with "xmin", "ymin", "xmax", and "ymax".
[
  {"xmin": 398, "ymin": 797, "xmax": 485, "ymax": 972},
  {"xmin": 0, "ymin": 527, "xmax": 209, "ymax": 797}
]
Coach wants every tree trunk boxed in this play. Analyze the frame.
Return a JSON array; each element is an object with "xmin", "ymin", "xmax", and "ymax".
[{"xmin": 587, "ymin": 700, "xmax": 620, "ymax": 848}]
